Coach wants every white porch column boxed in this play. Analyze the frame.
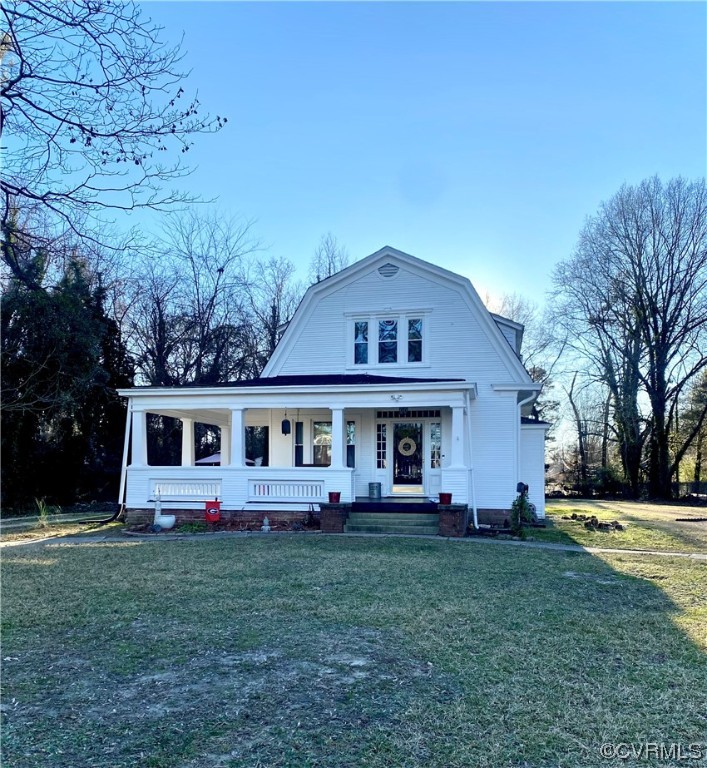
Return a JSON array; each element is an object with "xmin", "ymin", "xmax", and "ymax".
[
  {"xmin": 181, "ymin": 418, "xmax": 195, "ymax": 466},
  {"xmin": 221, "ymin": 424, "xmax": 231, "ymax": 466},
  {"xmin": 450, "ymin": 405, "xmax": 465, "ymax": 468},
  {"xmin": 229, "ymin": 408, "xmax": 245, "ymax": 466},
  {"xmin": 130, "ymin": 409, "xmax": 148, "ymax": 466},
  {"xmin": 330, "ymin": 407, "xmax": 345, "ymax": 469}
]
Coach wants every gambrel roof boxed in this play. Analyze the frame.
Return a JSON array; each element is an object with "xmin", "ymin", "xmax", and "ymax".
[{"xmin": 262, "ymin": 245, "xmax": 534, "ymax": 385}]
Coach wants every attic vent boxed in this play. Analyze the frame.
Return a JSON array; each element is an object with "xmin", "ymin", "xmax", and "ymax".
[{"xmin": 378, "ymin": 263, "xmax": 399, "ymax": 278}]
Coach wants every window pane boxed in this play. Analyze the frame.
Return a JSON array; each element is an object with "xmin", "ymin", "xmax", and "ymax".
[
  {"xmin": 313, "ymin": 421, "xmax": 332, "ymax": 466},
  {"xmin": 430, "ymin": 422, "xmax": 441, "ymax": 468},
  {"xmin": 408, "ymin": 318, "xmax": 422, "ymax": 362},
  {"xmin": 347, "ymin": 421, "xmax": 356, "ymax": 468},
  {"xmin": 376, "ymin": 423, "xmax": 387, "ymax": 469},
  {"xmin": 379, "ymin": 319, "xmax": 398, "ymax": 363},
  {"xmin": 354, "ymin": 321, "xmax": 368, "ymax": 365}
]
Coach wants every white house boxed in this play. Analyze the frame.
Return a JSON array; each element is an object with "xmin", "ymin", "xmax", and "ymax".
[{"xmin": 118, "ymin": 246, "xmax": 548, "ymax": 529}]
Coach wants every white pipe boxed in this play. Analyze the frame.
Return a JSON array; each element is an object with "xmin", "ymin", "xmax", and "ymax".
[{"xmin": 464, "ymin": 390, "xmax": 478, "ymax": 530}]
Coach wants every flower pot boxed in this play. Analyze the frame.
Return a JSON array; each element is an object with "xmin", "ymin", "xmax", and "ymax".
[
  {"xmin": 439, "ymin": 492, "xmax": 453, "ymax": 505},
  {"xmin": 328, "ymin": 491, "xmax": 341, "ymax": 503}
]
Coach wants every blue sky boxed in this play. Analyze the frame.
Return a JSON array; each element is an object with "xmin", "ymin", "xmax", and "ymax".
[{"xmin": 137, "ymin": 1, "xmax": 706, "ymax": 303}]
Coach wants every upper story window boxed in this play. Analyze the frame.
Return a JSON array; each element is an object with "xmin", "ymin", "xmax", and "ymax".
[
  {"xmin": 378, "ymin": 320, "xmax": 398, "ymax": 363},
  {"xmin": 408, "ymin": 318, "xmax": 422, "ymax": 362},
  {"xmin": 354, "ymin": 321, "xmax": 368, "ymax": 364},
  {"xmin": 352, "ymin": 314, "xmax": 426, "ymax": 366}
]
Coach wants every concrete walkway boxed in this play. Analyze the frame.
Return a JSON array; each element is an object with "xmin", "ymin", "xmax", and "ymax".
[{"xmin": 2, "ymin": 528, "xmax": 706, "ymax": 559}]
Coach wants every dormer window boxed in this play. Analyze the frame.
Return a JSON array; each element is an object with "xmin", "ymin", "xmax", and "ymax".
[{"xmin": 351, "ymin": 314, "xmax": 426, "ymax": 366}]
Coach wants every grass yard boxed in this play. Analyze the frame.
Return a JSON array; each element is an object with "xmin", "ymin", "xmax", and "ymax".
[
  {"xmin": 533, "ymin": 499, "xmax": 707, "ymax": 554},
  {"xmin": 0, "ymin": 521, "xmax": 125, "ymax": 545},
  {"xmin": 2, "ymin": 535, "xmax": 706, "ymax": 768}
]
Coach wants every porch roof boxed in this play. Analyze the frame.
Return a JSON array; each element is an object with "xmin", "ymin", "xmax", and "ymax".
[
  {"xmin": 125, "ymin": 373, "xmax": 466, "ymax": 390},
  {"xmin": 118, "ymin": 375, "xmax": 476, "ymax": 422}
]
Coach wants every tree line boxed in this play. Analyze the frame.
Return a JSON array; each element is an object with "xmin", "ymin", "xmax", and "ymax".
[{"xmin": 542, "ymin": 177, "xmax": 707, "ymax": 500}]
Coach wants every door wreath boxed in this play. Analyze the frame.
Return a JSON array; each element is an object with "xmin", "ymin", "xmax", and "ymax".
[{"xmin": 398, "ymin": 437, "xmax": 417, "ymax": 456}]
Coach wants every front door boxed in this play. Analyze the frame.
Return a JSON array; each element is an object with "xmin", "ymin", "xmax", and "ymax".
[{"xmin": 392, "ymin": 422, "xmax": 424, "ymax": 494}]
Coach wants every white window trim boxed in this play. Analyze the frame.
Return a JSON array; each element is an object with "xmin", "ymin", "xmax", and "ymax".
[{"xmin": 346, "ymin": 311, "xmax": 431, "ymax": 370}]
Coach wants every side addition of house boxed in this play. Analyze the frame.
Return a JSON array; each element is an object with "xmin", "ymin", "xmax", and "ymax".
[{"xmin": 118, "ymin": 247, "xmax": 548, "ymax": 530}]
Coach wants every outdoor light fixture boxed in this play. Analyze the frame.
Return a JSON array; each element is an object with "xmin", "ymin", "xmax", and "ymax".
[{"xmin": 281, "ymin": 409, "xmax": 291, "ymax": 435}]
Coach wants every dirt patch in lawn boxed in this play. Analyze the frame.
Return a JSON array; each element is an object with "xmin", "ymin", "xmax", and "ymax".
[{"xmin": 3, "ymin": 621, "xmax": 450, "ymax": 768}]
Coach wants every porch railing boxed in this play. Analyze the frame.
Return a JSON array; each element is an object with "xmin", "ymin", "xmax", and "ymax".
[
  {"xmin": 151, "ymin": 479, "xmax": 222, "ymax": 500},
  {"xmin": 248, "ymin": 479, "xmax": 324, "ymax": 502}
]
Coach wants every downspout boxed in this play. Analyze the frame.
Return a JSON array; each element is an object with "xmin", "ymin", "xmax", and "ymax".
[{"xmin": 464, "ymin": 389, "xmax": 478, "ymax": 530}]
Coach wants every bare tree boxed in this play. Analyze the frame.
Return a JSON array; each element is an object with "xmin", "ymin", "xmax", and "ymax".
[
  {"xmin": 1, "ymin": 1, "xmax": 225, "ymax": 242},
  {"xmin": 552, "ymin": 176, "xmax": 707, "ymax": 498},
  {"xmin": 485, "ymin": 291, "xmax": 562, "ymax": 430},
  {"xmin": 125, "ymin": 210, "xmax": 258, "ymax": 385},
  {"xmin": 679, "ymin": 371, "xmax": 707, "ymax": 493},
  {"xmin": 308, "ymin": 233, "xmax": 349, "ymax": 284},
  {"xmin": 242, "ymin": 255, "xmax": 304, "ymax": 371}
]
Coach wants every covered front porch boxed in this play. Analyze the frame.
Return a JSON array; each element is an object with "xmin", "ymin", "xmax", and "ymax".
[{"xmin": 118, "ymin": 376, "xmax": 478, "ymax": 514}]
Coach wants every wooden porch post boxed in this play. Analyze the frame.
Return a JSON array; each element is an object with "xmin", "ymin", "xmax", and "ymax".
[
  {"xmin": 230, "ymin": 408, "xmax": 245, "ymax": 466},
  {"xmin": 330, "ymin": 407, "xmax": 345, "ymax": 469},
  {"xmin": 181, "ymin": 418, "xmax": 195, "ymax": 466},
  {"xmin": 221, "ymin": 424, "xmax": 231, "ymax": 466},
  {"xmin": 450, "ymin": 405, "xmax": 465, "ymax": 468},
  {"xmin": 130, "ymin": 408, "xmax": 148, "ymax": 467}
]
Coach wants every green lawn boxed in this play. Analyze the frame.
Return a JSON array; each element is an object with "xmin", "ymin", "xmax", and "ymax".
[
  {"xmin": 2, "ymin": 535, "xmax": 705, "ymax": 768},
  {"xmin": 532, "ymin": 499, "xmax": 707, "ymax": 554},
  {"xmin": 0, "ymin": 520, "xmax": 124, "ymax": 544}
]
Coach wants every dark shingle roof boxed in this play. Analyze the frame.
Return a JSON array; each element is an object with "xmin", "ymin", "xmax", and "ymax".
[{"xmin": 133, "ymin": 373, "xmax": 467, "ymax": 390}]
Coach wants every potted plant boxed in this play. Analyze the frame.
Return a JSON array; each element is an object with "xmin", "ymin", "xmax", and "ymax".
[
  {"xmin": 439, "ymin": 492, "xmax": 452, "ymax": 505},
  {"xmin": 328, "ymin": 491, "xmax": 341, "ymax": 503}
]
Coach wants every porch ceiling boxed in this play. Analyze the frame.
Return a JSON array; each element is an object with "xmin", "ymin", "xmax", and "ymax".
[{"xmin": 148, "ymin": 408, "xmax": 231, "ymax": 426}]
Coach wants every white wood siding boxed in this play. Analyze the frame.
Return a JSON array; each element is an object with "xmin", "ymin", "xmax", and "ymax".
[
  {"xmin": 520, "ymin": 425, "xmax": 547, "ymax": 518},
  {"xmin": 271, "ymin": 265, "xmax": 519, "ymax": 384},
  {"xmin": 496, "ymin": 324, "xmax": 517, "ymax": 352},
  {"xmin": 470, "ymin": 390, "xmax": 518, "ymax": 510}
]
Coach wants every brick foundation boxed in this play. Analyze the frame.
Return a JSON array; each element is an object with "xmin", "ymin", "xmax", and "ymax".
[
  {"xmin": 320, "ymin": 503, "xmax": 350, "ymax": 533},
  {"xmin": 125, "ymin": 507, "xmax": 319, "ymax": 531},
  {"xmin": 475, "ymin": 508, "xmax": 511, "ymax": 527},
  {"xmin": 438, "ymin": 504, "xmax": 469, "ymax": 537}
]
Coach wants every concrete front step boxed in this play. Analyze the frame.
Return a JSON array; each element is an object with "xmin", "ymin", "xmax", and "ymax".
[
  {"xmin": 344, "ymin": 512, "xmax": 440, "ymax": 535},
  {"xmin": 346, "ymin": 512, "xmax": 439, "ymax": 524},
  {"xmin": 344, "ymin": 524, "xmax": 440, "ymax": 535}
]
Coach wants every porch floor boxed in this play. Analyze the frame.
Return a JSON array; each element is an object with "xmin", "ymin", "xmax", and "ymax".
[{"xmin": 352, "ymin": 496, "xmax": 439, "ymax": 514}]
